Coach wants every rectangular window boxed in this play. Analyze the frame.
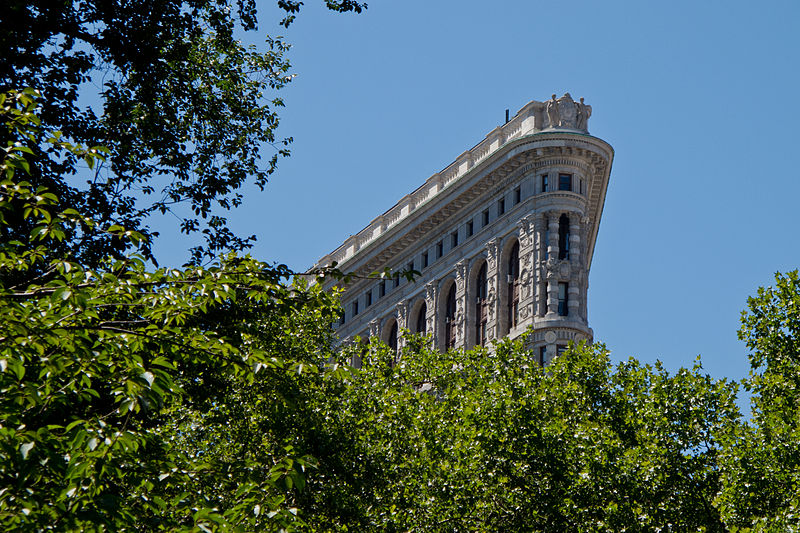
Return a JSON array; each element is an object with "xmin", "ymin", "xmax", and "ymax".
[
  {"xmin": 352, "ymin": 300, "xmax": 359, "ymax": 316},
  {"xmin": 558, "ymin": 282, "xmax": 569, "ymax": 316},
  {"xmin": 514, "ymin": 186, "xmax": 521, "ymax": 205},
  {"xmin": 339, "ymin": 314, "xmax": 346, "ymax": 326},
  {"xmin": 393, "ymin": 273, "xmax": 400, "ymax": 289},
  {"xmin": 451, "ymin": 231, "xmax": 459, "ymax": 248},
  {"xmin": 498, "ymin": 198, "xmax": 505, "ymax": 216},
  {"xmin": 541, "ymin": 282, "xmax": 548, "ymax": 315},
  {"xmin": 482, "ymin": 209, "xmax": 490, "ymax": 226},
  {"xmin": 436, "ymin": 240, "xmax": 443, "ymax": 258},
  {"xmin": 422, "ymin": 251, "xmax": 429, "ymax": 269},
  {"xmin": 365, "ymin": 290, "xmax": 372, "ymax": 307},
  {"xmin": 541, "ymin": 174, "xmax": 549, "ymax": 193},
  {"xmin": 406, "ymin": 261, "xmax": 414, "ymax": 282},
  {"xmin": 539, "ymin": 346, "xmax": 547, "ymax": 366},
  {"xmin": 559, "ymin": 173, "xmax": 572, "ymax": 191},
  {"xmin": 466, "ymin": 220, "xmax": 474, "ymax": 237},
  {"xmin": 557, "ymin": 344, "xmax": 567, "ymax": 357},
  {"xmin": 579, "ymin": 179, "xmax": 584, "ymax": 195},
  {"xmin": 379, "ymin": 281, "xmax": 386, "ymax": 298}
]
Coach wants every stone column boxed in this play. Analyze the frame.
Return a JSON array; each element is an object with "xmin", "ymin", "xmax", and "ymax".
[
  {"xmin": 517, "ymin": 215, "xmax": 535, "ymax": 325},
  {"xmin": 569, "ymin": 214, "xmax": 581, "ymax": 265},
  {"xmin": 455, "ymin": 259, "xmax": 468, "ymax": 348},
  {"xmin": 395, "ymin": 301, "xmax": 408, "ymax": 350},
  {"xmin": 568, "ymin": 282, "xmax": 580, "ymax": 319},
  {"xmin": 533, "ymin": 213, "xmax": 547, "ymax": 317},
  {"xmin": 424, "ymin": 281, "xmax": 437, "ymax": 343},
  {"xmin": 546, "ymin": 212, "xmax": 561, "ymax": 317},
  {"xmin": 485, "ymin": 238, "xmax": 500, "ymax": 341}
]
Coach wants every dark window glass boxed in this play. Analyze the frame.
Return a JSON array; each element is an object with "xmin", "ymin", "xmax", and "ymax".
[
  {"xmin": 467, "ymin": 220, "xmax": 473, "ymax": 237},
  {"xmin": 559, "ymin": 173, "xmax": 572, "ymax": 191},
  {"xmin": 544, "ymin": 218, "xmax": 550, "ymax": 260},
  {"xmin": 541, "ymin": 174, "xmax": 549, "ymax": 192},
  {"xmin": 558, "ymin": 213, "xmax": 570, "ymax": 260},
  {"xmin": 558, "ymin": 282, "xmax": 569, "ymax": 316},
  {"xmin": 498, "ymin": 198, "xmax": 505, "ymax": 215},
  {"xmin": 451, "ymin": 231, "xmax": 458, "ymax": 248},
  {"xmin": 366, "ymin": 290, "xmax": 372, "ymax": 307},
  {"xmin": 514, "ymin": 186, "xmax": 521, "ymax": 204},
  {"xmin": 416, "ymin": 302, "xmax": 427, "ymax": 334},
  {"xmin": 557, "ymin": 344, "xmax": 567, "ymax": 357},
  {"xmin": 445, "ymin": 284, "xmax": 457, "ymax": 350},
  {"xmin": 379, "ymin": 281, "xmax": 386, "ymax": 298},
  {"xmin": 393, "ymin": 273, "xmax": 400, "ymax": 289},
  {"xmin": 539, "ymin": 346, "xmax": 547, "ymax": 366},
  {"xmin": 422, "ymin": 251, "xmax": 429, "ymax": 269},
  {"xmin": 388, "ymin": 322, "xmax": 398, "ymax": 354},
  {"xmin": 482, "ymin": 209, "xmax": 490, "ymax": 226},
  {"xmin": 352, "ymin": 300, "xmax": 359, "ymax": 316},
  {"xmin": 436, "ymin": 240, "xmax": 443, "ymax": 259}
]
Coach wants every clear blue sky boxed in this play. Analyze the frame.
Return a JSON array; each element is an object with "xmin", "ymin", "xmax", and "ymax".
[{"xmin": 152, "ymin": 0, "xmax": 800, "ymax": 384}]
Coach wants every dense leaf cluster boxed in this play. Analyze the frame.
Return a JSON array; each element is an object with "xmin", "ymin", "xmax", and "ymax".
[{"xmin": 0, "ymin": 0, "xmax": 364, "ymax": 264}]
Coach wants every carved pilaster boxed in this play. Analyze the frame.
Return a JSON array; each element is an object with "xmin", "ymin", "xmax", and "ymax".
[
  {"xmin": 368, "ymin": 318, "xmax": 380, "ymax": 338},
  {"xmin": 485, "ymin": 239, "xmax": 500, "ymax": 342},
  {"xmin": 396, "ymin": 301, "xmax": 409, "ymax": 349},
  {"xmin": 569, "ymin": 215, "xmax": 581, "ymax": 266},
  {"xmin": 517, "ymin": 216, "xmax": 536, "ymax": 328},
  {"xmin": 455, "ymin": 260, "xmax": 467, "ymax": 348},
  {"xmin": 424, "ymin": 281, "xmax": 437, "ymax": 340}
]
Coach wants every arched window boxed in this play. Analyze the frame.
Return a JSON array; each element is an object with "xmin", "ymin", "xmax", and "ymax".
[
  {"xmin": 475, "ymin": 262, "xmax": 488, "ymax": 346},
  {"xmin": 558, "ymin": 213, "xmax": 570, "ymax": 260},
  {"xmin": 507, "ymin": 241, "xmax": 520, "ymax": 329},
  {"xmin": 416, "ymin": 302, "xmax": 427, "ymax": 334},
  {"xmin": 445, "ymin": 284, "xmax": 457, "ymax": 350}
]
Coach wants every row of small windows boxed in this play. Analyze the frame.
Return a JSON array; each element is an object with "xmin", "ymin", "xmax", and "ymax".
[
  {"xmin": 341, "ymin": 173, "xmax": 582, "ymax": 324},
  {"xmin": 344, "ymin": 212, "xmax": 574, "ymax": 325}
]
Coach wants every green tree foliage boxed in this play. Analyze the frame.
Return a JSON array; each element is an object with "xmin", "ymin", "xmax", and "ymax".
[
  {"xmin": 283, "ymin": 337, "xmax": 739, "ymax": 531},
  {"xmin": 717, "ymin": 270, "xmax": 800, "ymax": 531},
  {"xmin": 0, "ymin": 0, "xmax": 364, "ymax": 264},
  {"xmin": 0, "ymin": 90, "xmax": 342, "ymax": 531}
]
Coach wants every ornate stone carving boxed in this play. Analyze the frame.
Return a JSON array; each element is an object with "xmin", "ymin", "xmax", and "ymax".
[
  {"xmin": 368, "ymin": 319, "xmax": 380, "ymax": 337},
  {"xmin": 395, "ymin": 301, "xmax": 408, "ymax": 330},
  {"xmin": 487, "ymin": 284, "xmax": 497, "ymax": 321},
  {"xmin": 518, "ymin": 215, "xmax": 534, "ymax": 249},
  {"xmin": 425, "ymin": 281, "xmax": 437, "ymax": 304},
  {"xmin": 486, "ymin": 239, "xmax": 499, "ymax": 272},
  {"xmin": 454, "ymin": 298, "xmax": 465, "ymax": 345},
  {"xmin": 455, "ymin": 259, "xmax": 468, "ymax": 286},
  {"xmin": 546, "ymin": 94, "xmax": 560, "ymax": 129},
  {"xmin": 576, "ymin": 97, "xmax": 592, "ymax": 131},
  {"xmin": 545, "ymin": 93, "xmax": 591, "ymax": 131},
  {"xmin": 520, "ymin": 267, "xmax": 532, "ymax": 298}
]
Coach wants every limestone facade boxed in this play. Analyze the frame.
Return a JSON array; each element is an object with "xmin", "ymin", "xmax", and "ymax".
[{"xmin": 314, "ymin": 93, "xmax": 613, "ymax": 364}]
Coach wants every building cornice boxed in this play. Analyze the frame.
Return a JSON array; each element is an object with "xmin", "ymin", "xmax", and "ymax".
[{"xmin": 316, "ymin": 130, "xmax": 612, "ymax": 278}]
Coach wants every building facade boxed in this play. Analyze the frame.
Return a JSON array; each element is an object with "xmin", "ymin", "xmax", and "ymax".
[{"xmin": 315, "ymin": 93, "xmax": 613, "ymax": 365}]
